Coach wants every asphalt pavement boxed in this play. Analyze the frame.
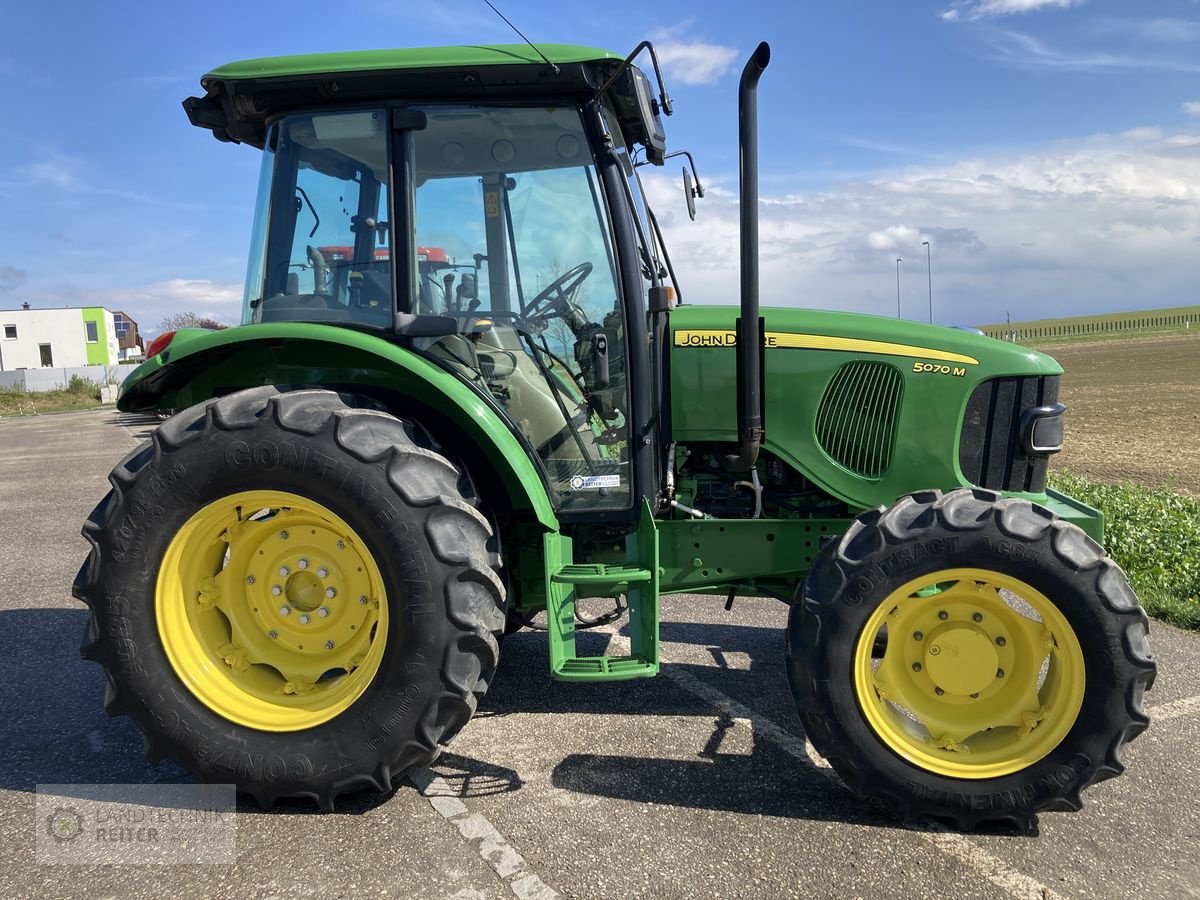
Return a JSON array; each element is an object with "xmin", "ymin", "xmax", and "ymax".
[{"xmin": 0, "ymin": 408, "xmax": 1197, "ymax": 899}]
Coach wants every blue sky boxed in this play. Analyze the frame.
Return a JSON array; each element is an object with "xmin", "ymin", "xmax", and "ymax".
[{"xmin": 1, "ymin": 0, "xmax": 1198, "ymax": 332}]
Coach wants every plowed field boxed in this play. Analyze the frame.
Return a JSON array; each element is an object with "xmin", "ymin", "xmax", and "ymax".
[{"xmin": 1037, "ymin": 333, "xmax": 1200, "ymax": 494}]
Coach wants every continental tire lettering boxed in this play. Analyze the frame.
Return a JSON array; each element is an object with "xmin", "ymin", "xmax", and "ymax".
[
  {"xmin": 843, "ymin": 537, "xmax": 960, "ymax": 604},
  {"xmin": 366, "ymin": 685, "xmax": 422, "ymax": 751},
  {"xmin": 908, "ymin": 781, "xmax": 1037, "ymax": 810},
  {"xmin": 253, "ymin": 442, "xmax": 278, "ymax": 468},
  {"xmin": 225, "ymin": 440, "xmax": 252, "ymax": 470},
  {"xmin": 280, "ymin": 441, "xmax": 310, "ymax": 471},
  {"xmin": 373, "ymin": 501, "xmax": 398, "ymax": 527},
  {"xmin": 987, "ymin": 537, "xmax": 1041, "ymax": 565}
]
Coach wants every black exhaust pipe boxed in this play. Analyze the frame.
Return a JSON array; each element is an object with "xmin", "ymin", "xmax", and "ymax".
[{"xmin": 720, "ymin": 41, "xmax": 771, "ymax": 473}]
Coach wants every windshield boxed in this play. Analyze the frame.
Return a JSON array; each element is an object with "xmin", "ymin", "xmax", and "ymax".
[
  {"xmin": 408, "ymin": 105, "xmax": 631, "ymax": 510},
  {"xmin": 244, "ymin": 109, "xmax": 393, "ymax": 328}
]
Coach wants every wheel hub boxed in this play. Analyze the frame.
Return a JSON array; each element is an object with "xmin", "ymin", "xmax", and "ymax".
[
  {"xmin": 853, "ymin": 568, "xmax": 1085, "ymax": 779},
  {"xmin": 925, "ymin": 626, "xmax": 998, "ymax": 697},
  {"xmin": 285, "ymin": 570, "xmax": 324, "ymax": 611},
  {"xmin": 156, "ymin": 490, "xmax": 389, "ymax": 731}
]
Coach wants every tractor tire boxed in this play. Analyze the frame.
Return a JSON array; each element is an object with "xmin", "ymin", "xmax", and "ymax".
[
  {"xmin": 787, "ymin": 488, "xmax": 1156, "ymax": 830},
  {"xmin": 73, "ymin": 386, "xmax": 505, "ymax": 809}
]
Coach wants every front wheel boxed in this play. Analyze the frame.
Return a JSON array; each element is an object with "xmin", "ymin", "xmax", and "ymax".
[
  {"xmin": 787, "ymin": 488, "xmax": 1156, "ymax": 830},
  {"xmin": 74, "ymin": 386, "xmax": 505, "ymax": 808}
]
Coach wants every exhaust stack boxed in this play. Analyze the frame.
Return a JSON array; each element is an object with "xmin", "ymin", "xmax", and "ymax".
[{"xmin": 720, "ymin": 41, "xmax": 771, "ymax": 473}]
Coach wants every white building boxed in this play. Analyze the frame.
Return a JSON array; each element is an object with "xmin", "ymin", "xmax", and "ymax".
[{"xmin": 0, "ymin": 305, "xmax": 119, "ymax": 371}]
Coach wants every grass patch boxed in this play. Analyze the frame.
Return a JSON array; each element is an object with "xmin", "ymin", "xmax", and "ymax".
[
  {"xmin": 0, "ymin": 377, "xmax": 104, "ymax": 417},
  {"xmin": 1051, "ymin": 471, "xmax": 1200, "ymax": 630}
]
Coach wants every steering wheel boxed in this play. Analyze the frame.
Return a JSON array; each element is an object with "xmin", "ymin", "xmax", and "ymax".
[{"xmin": 524, "ymin": 261, "xmax": 593, "ymax": 324}]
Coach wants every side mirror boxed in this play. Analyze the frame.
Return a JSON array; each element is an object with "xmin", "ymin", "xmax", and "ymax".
[{"xmin": 683, "ymin": 167, "xmax": 697, "ymax": 221}]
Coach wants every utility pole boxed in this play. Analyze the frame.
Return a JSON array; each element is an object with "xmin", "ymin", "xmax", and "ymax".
[
  {"xmin": 922, "ymin": 240, "xmax": 932, "ymax": 324},
  {"xmin": 895, "ymin": 258, "xmax": 903, "ymax": 319}
]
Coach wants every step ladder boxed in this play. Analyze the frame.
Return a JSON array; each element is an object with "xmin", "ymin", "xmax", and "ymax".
[{"xmin": 544, "ymin": 502, "xmax": 659, "ymax": 682}]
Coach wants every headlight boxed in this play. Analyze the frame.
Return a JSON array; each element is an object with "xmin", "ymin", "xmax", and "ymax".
[{"xmin": 1020, "ymin": 403, "xmax": 1066, "ymax": 455}]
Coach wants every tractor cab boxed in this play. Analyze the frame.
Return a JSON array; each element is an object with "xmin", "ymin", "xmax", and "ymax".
[{"xmin": 216, "ymin": 49, "xmax": 676, "ymax": 513}]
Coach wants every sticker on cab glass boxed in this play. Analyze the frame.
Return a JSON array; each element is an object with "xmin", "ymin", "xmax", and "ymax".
[{"xmin": 569, "ymin": 474, "xmax": 621, "ymax": 490}]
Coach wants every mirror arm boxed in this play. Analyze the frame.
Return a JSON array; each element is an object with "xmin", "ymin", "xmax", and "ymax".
[
  {"xmin": 660, "ymin": 150, "xmax": 704, "ymax": 198},
  {"xmin": 593, "ymin": 40, "xmax": 673, "ymax": 116}
]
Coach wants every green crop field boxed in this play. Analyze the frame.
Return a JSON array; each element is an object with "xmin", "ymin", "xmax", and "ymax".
[
  {"xmin": 976, "ymin": 304, "xmax": 1200, "ymax": 345},
  {"xmin": 1035, "ymin": 328, "xmax": 1200, "ymax": 629}
]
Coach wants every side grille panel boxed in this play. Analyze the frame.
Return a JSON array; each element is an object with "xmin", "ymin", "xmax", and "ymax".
[
  {"xmin": 815, "ymin": 362, "xmax": 904, "ymax": 479},
  {"xmin": 960, "ymin": 375, "xmax": 1060, "ymax": 493}
]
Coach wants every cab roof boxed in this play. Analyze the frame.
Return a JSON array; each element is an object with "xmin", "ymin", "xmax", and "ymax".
[
  {"xmin": 203, "ymin": 44, "xmax": 620, "ymax": 84},
  {"xmin": 186, "ymin": 44, "xmax": 626, "ymax": 147}
]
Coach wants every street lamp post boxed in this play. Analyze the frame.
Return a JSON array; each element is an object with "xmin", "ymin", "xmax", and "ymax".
[
  {"xmin": 895, "ymin": 257, "xmax": 903, "ymax": 319},
  {"xmin": 922, "ymin": 240, "xmax": 932, "ymax": 324}
]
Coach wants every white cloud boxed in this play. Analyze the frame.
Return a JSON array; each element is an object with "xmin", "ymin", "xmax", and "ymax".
[
  {"xmin": 650, "ymin": 28, "xmax": 739, "ymax": 86},
  {"xmin": 1184, "ymin": 101, "xmax": 1200, "ymax": 117},
  {"xmin": 1121, "ymin": 126, "xmax": 1164, "ymax": 141},
  {"xmin": 27, "ymin": 278, "xmax": 242, "ymax": 334},
  {"xmin": 867, "ymin": 225, "xmax": 923, "ymax": 251},
  {"xmin": 644, "ymin": 127, "xmax": 1200, "ymax": 324},
  {"xmin": 128, "ymin": 279, "xmax": 243, "ymax": 332},
  {"xmin": 19, "ymin": 158, "xmax": 82, "ymax": 189},
  {"xmin": 979, "ymin": 28, "xmax": 1200, "ymax": 73},
  {"xmin": 942, "ymin": 0, "xmax": 1085, "ymax": 21},
  {"xmin": 1092, "ymin": 17, "xmax": 1200, "ymax": 44}
]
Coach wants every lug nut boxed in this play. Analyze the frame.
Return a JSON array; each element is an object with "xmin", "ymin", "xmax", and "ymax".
[
  {"xmin": 298, "ymin": 614, "xmax": 310, "ymax": 625},
  {"xmin": 938, "ymin": 610, "xmax": 948, "ymax": 621},
  {"xmin": 359, "ymin": 595, "xmax": 368, "ymax": 605},
  {"xmin": 336, "ymin": 541, "xmax": 345, "ymax": 550},
  {"xmin": 268, "ymin": 630, "xmax": 278, "ymax": 640},
  {"xmin": 972, "ymin": 612, "xmax": 983, "ymax": 623},
  {"xmin": 279, "ymin": 530, "xmax": 289, "ymax": 540},
  {"xmin": 970, "ymin": 692, "xmax": 979, "ymax": 699},
  {"xmin": 279, "ymin": 605, "xmax": 291, "ymax": 616},
  {"xmin": 912, "ymin": 662, "xmax": 922, "ymax": 672},
  {"xmin": 246, "ymin": 575, "xmax": 256, "ymax": 585},
  {"xmin": 271, "ymin": 585, "xmax": 282, "ymax": 596},
  {"xmin": 298, "ymin": 559, "xmax": 308, "ymax": 569},
  {"xmin": 935, "ymin": 687, "xmax": 945, "ymax": 696},
  {"xmin": 318, "ymin": 567, "xmax": 329, "ymax": 578},
  {"xmin": 325, "ymin": 588, "xmax": 336, "ymax": 599},
  {"xmin": 996, "ymin": 668, "xmax": 1005, "ymax": 678},
  {"xmin": 279, "ymin": 566, "xmax": 289, "ymax": 577},
  {"xmin": 996, "ymin": 636, "xmax": 1006, "ymax": 646},
  {"xmin": 317, "ymin": 607, "xmax": 329, "ymax": 618},
  {"xmin": 913, "ymin": 631, "xmax": 924, "ymax": 641},
  {"xmin": 325, "ymin": 640, "xmax": 335, "ymax": 650}
]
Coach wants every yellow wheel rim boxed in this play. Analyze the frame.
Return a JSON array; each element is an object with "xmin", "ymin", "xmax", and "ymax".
[
  {"xmin": 853, "ymin": 568, "xmax": 1085, "ymax": 779},
  {"xmin": 156, "ymin": 490, "xmax": 388, "ymax": 731}
]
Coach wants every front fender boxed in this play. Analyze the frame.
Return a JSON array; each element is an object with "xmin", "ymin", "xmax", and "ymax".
[{"xmin": 119, "ymin": 323, "xmax": 558, "ymax": 530}]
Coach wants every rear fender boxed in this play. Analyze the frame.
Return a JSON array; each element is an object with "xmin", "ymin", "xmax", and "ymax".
[{"xmin": 118, "ymin": 323, "xmax": 558, "ymax": 530}]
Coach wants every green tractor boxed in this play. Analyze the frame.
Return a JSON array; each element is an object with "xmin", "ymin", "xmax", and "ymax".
[{"xmin": 75, "ymin": 40, "xmax": 1155, "ymax": 829}]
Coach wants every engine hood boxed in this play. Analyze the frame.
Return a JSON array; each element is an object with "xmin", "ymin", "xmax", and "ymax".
[{"xmin": 669, "ymin": 304, "xmax": 1063, "ymax": 510}]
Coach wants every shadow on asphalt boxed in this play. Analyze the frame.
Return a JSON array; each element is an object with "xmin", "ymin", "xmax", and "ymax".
[
  {"xmin": 2, "ymin": 608, "xmax": 1031, "ymax": 833},
  {"xmin": 0, "ymin": 607, "xmax": 394, "ymax": 816},
  {"xmin": 490, "ymin": 622, "xmax": 1034, "ymax": 835},
  {"xmin": 484, "ymin": 624, "xmax": 882, "ymax": 826}
]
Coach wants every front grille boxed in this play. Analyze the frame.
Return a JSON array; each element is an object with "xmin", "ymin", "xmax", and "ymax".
[
  {"xmin": 959, "ymin": 375, "xmax": 1061, "ymax": 493},
  {"xmin": 815, "ymin": 361, "xmax": 904, "ymax": 479}
]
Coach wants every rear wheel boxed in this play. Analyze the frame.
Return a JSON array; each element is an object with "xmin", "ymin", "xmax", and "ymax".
[
  {"xmin": 787, "ymin": 488, "xmax": 1156, "ymax": 829},
  {"xmin": 74, "ymin": 386, "xmax": 505, "ymax": 808}
]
